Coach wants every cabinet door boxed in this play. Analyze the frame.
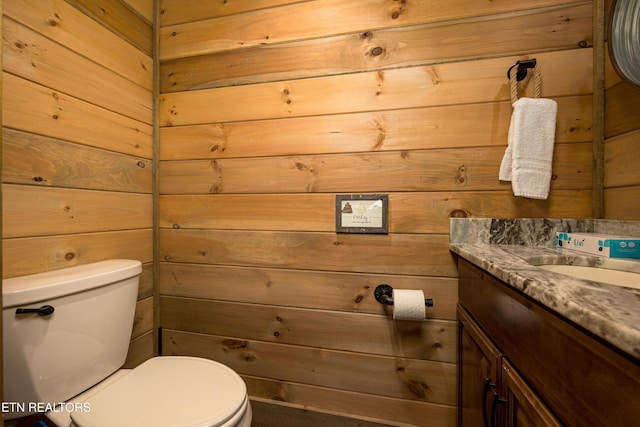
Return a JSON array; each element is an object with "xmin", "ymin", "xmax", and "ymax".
[
  {"xmin": 458, "ymin": 305, "xmax": 504, "ymax": 427},
  {"xmin": 501, "ymin": 359, "xmax": 561, "ymax": 427}
]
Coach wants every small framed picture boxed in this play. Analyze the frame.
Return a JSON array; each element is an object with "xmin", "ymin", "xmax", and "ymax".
[{"xmin": 336, "ymin": 194, "xmax": 388, "ymax": 234}]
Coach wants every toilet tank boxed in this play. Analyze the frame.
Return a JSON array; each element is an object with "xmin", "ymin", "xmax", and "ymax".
[{"xmin": 2, "ymin": 259, "xmax": 142, "ymax": 420}]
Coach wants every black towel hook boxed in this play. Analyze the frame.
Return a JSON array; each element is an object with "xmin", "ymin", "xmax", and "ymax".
[{"xmin": 507, "ymin": 59, "xmax": 537, "ymax": 82}]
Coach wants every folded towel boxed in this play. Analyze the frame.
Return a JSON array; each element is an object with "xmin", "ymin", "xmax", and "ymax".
[{"xmin": 499, "ymin": 97, "xmax": 558, "ymax": 199}]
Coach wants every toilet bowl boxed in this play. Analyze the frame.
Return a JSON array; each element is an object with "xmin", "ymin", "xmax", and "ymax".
[
  {"xmin": 49, "ymin": 357, "xmax": 252, "ymax": 427},
  {"xmin": 2, "ymin": 260, "xmax": 252, "ymax": 426}
]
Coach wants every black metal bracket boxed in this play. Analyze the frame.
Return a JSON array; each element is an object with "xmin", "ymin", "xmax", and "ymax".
[
  {"xmin": 507, "ymin": 59, "xmax": 537, "ymax": 82},
  {"xmin": 374, "ymin": 284, "xmax": 433, "ymax": 307}
]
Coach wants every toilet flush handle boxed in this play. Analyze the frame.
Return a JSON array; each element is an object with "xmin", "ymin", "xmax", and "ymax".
[{"xmin": 15, "ymin": 305, "xmax": 55, "ymax": 316}]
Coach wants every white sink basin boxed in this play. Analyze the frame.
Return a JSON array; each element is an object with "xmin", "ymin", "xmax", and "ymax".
[{"xmin": 538, "ymin": 264, "xmax": 640, "ymax": 289}]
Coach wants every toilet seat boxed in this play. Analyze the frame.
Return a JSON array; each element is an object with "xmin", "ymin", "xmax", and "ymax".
[{"xmin": 70, "ymin": 356, "xmax": 248, "ymax": 427}]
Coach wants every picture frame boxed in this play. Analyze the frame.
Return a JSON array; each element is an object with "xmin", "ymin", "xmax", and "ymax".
[{"xmin": 336, "ymin": 194, "xmax": 388, "ymax": 234}]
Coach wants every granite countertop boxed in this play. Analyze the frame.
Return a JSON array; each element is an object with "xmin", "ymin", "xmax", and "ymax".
[{"xmin": 450, "ymin": 218, "xmax": 640, "ymax": 360}]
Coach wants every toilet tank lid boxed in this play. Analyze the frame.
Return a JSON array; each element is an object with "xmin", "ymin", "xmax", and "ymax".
[{"xmin": 2, "ymin": 259, "xmax": 142, "ymax": 308}]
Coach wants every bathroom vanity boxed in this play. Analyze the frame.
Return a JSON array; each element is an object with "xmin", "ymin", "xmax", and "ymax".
[{"xmin": 450, "ymin": 219, "xmax": 640, "ymax": 427}]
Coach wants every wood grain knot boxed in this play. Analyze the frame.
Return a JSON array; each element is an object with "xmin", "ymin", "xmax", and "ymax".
[
  {"xmin": 407, "ymin": 380, "xmax": 430, "ymax": 399},
  {"xmin": 243, "ymin": 353, "xmax": 257, "ymax": 363},
  {"xmin": 222, "ymin": 339, "xmax": 248, "ymax": 351},
  {"xmin": 370, "ymin": 46, "xmax": 384, "ymax": 56},
  {"xmin": 449, "ymin": 209, "xmax": 468, "ymax": 218}
]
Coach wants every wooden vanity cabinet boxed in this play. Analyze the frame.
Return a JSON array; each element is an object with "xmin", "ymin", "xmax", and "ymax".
[
  {"xmin": 458, "ymin": 305, "xmax": 559, "ymax": 427},
  {"xmin": 500, "ymin": 359, "xmax": 561, "ymax": 427},
  {"xmin": 458, "ymin": 306, "xmax": 505, "ymax": 426},
  {"xmin": 457, "ymin": 258, "xmax": 640, "ymax": 427}
]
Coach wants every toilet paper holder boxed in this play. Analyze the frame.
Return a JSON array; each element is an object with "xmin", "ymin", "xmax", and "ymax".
[{"xmin": 374, "ymin": 284, "xmax": 434, "ymax": 307}]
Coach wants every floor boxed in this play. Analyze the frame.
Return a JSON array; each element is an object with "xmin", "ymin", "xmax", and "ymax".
[
  {"xmin": 4, "ymin": 401, "xmax": 400, "ymax": 427},
  {"xmin": 250, "ymin": 401, "xmax": 400, "ymax": 427},
  {"xmin": 4, "ymin": 413, "xmax": 52, "ymax": 427}
]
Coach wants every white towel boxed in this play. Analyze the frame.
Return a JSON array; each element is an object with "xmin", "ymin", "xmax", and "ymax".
[{"xmin": 499, "ymin": 97, "xmax": 558, "ymax": 200}]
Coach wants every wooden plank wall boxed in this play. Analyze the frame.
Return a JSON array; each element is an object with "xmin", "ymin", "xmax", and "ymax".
[
  {"xmin": 158, "ymin": 1, "xmax": 594, "ymax": 425},
  {"xmin": 603, "ymin": 0, "xmax": 640, "ymax": 220},
  {"xmin": 1, "ymin": 0, "xmax": 155, "ymax": 366}
]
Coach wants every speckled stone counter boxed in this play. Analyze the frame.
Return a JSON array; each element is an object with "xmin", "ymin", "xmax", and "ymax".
[{"xmin": 449, "ymin": 218, "xmax": 640, "ymax": 359}]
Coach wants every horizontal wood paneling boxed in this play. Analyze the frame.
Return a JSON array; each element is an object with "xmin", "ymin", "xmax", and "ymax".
[
  {"xmin": 160, "ymin": 0, "xmax": 586, "ymax": 28},
  {"xmin": 160, "ymin": 49, "xmax": 592, "ymax": 127},
  {"xmin": 123, "ymin": 331, "xmax": 154, "ymax": 369},
  {"xmin": 160, "ymin": 96, "xmax": 592, "ymax": 160},
  {"xmin": 605, "ymin": 187, "xmax": 640, "ymax": 219},
  {"xmin": 4, "ymin": 0, "xmax": 152, "ymax": 90},
  {"xmin": 132, "ymin": 296, "xmax": 153, "ymax": 339},
  {"xmin": 604, "ymin": 81, "xmax": 640, "ymax": 139},
  {"xmin": 161, "ymin": 297, "xmax": 455, "ymax": 363},
  {"xmin": 246, "ymin": 383, "xmax": 456, "ymax": 427},
  {"xmin": 2, "ymin": 129, "xmax": 152, "ymax": 192},
  {"xmin": 159, "ymin": 144, "xmax": 592, "ymax": 194},
  {"xmin": 158, "ymin": 0, "xmax": 596, "ymax": 423},
  {"xmin": 159, "ymin": 0, "xmax": 587, "ymax": 60},
  {"xmin": 161, "ymin": 3, "xmax": 592, "ymax": 92},
  {"xmin": 125, "ymin": 0, "xmax": 153, "ymax": 24},
  {"xmin": 3, "ymin": 73, "xmax": 152, "ymax": 158},
  {"xmin": 68, "ymin": 0, "xmax": 153, "ymax": 54},
  {"xmin": 3, "ymin": 18, "xmax": 152, "ymax": 124},
  {"xmin": 3, "ymin": 185, "xmax": 152, "ymax": 237},
  {"xmin": 160, "ymin": 191, "xmax": 592, "ymax": 234},
  {"xmin": 158, "ymin": 262, "xmax": 458, "ymax": 320},
  {"xmin": 604, "ymin": 125, "xmax": 640, "ymax": 220},
  {"xmin": 159, "ymin": 0, "xmax": 307, "ymax": 26},
  {"xmin": 162, "ymin": 328, "xmax": 457, "ymax": 405},
  {"xmin": 138, "ymin": 262, "xmax": 154, "ymax": 300},
  {"xmin": 129, "ymin": 256, "xmax": 154, "ymax": 369},
  {"xmin": 604, "ymin": 129, "xmax": 640, "ymax": 188},
  {"xmin": 603, "ymin": 1, "xmax": 640, "ymax": 221},
  {"xmin": 160, "ymin": 229, "xmax": 455, "ymax": 277},
  {"xmin": 3, "ymin": 229, "xmax": 153, "ymax": 278}
]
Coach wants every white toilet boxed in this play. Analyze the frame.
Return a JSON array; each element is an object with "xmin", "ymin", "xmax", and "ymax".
[{"xmin": 2, "ymin": 259, "xmax": 252, "ymax": 427}]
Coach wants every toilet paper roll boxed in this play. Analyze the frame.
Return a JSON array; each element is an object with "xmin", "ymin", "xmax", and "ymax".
[{"xmin": 392, "ymin": 289, "xmax": 426, "ymax": 321}]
